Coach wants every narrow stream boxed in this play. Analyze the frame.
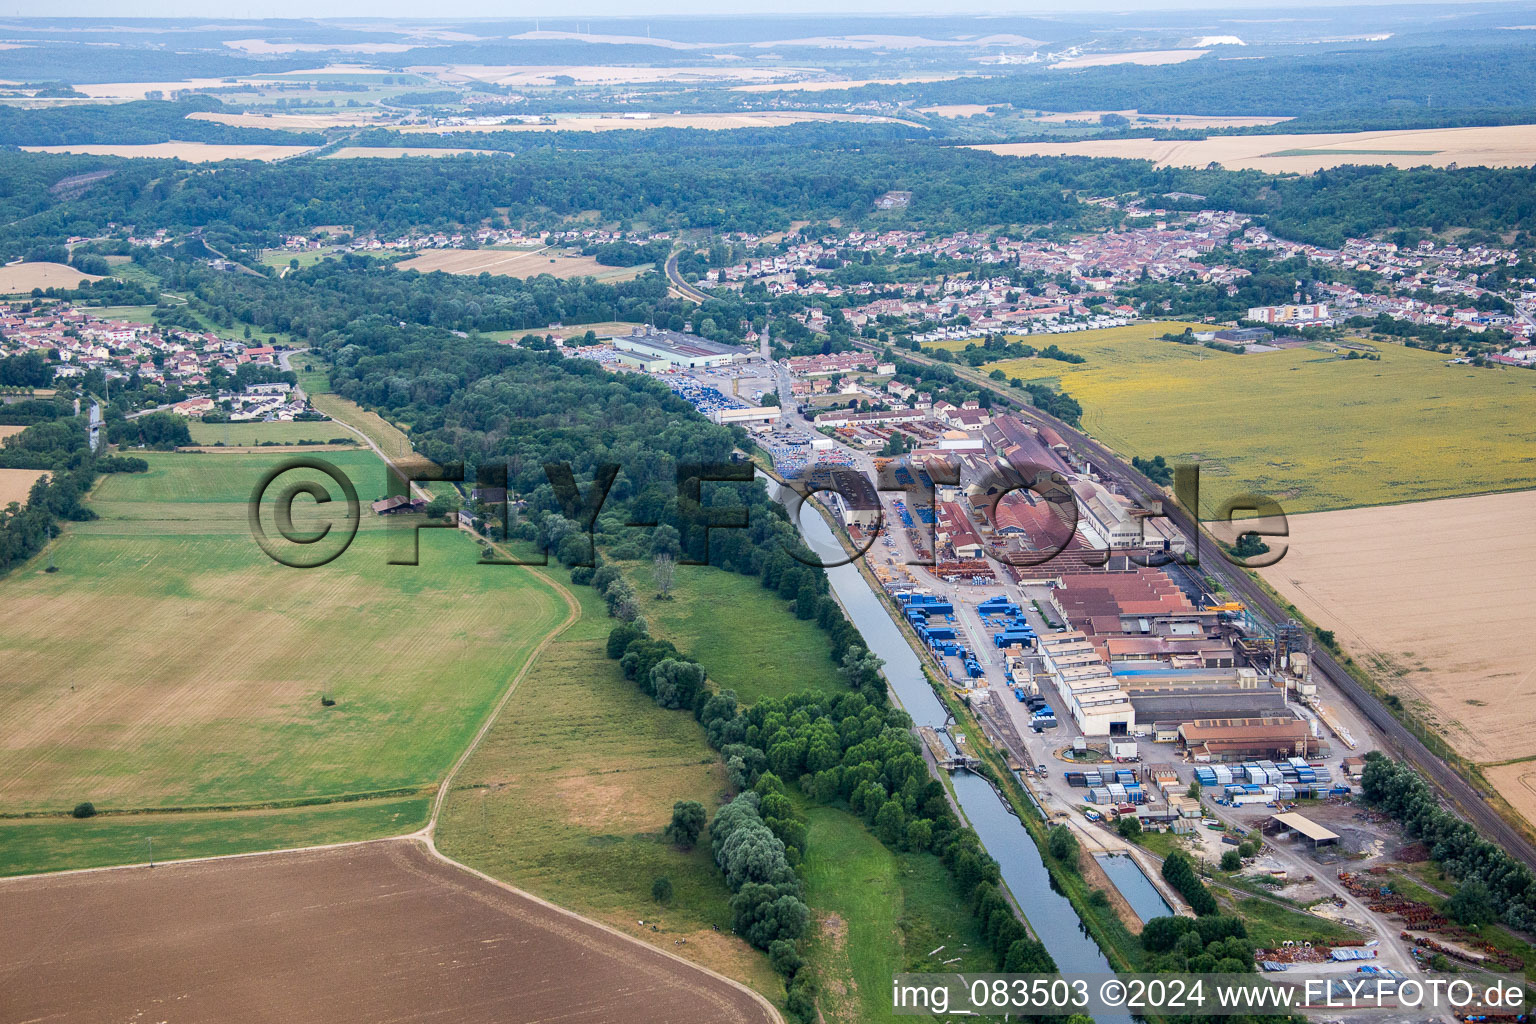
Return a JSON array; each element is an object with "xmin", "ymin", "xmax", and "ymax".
[{"xmin": 767, "ymin": 480, "xmax": 1130, "ymax": 1014}]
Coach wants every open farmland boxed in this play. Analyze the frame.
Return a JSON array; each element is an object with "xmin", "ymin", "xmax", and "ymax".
[
  {"xmin": 0, "ymin": 424, "xmax": 27, "ymax": 442},
  {"xmin": 1256, "ymin": 490, "xmax": 1536, "ymax": 813},
  {"xmin": 732, "ymin": 74, "xmax": 960, "ymax": 92},
  {"xmin": 0, "ymin": 839, "xmax": 778, "ymax": 1024},
  {"xmin": 0, "ymin": 260, "xmax": 101, "ymax": 292},
  {"xmin": 185, "ymin": 419, "xmax": 354, "ymax": 446},
  {"xmin": 971, "ymin": 124, "xmax": 1536, "ymax": 172},
  {"xmin": 21, "ymin": 142, "xmax": 316, "ymax": 161},
  {"xmin": 436, "ymin": 583, "xmax": 784, "ymax": 1000},
  {"xmin": 397, "ymin": 247, "xmax": 646, "ymax": 282},
  {"xmin": 933, "ymin": 324, "xmax": 1536, "ymax": 514},
  {"xmin": 425, "ymin": 63, "xmax": 807, "ymax": 86},
  {"xmin": 0, "ymin": 450, "xmax": 565, "ymax": 817},
  {"xmin": 0, "ymin": 467, "xmax": 47, "ymax": 505},
  {"xmin": 187, "ymin": 109, "xmax": 398, "ymax": 130}
]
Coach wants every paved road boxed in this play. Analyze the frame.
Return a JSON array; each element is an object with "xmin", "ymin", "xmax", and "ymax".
[{"xmin": 874, "ymin": 340, "xmax": 1536, "ymax": 872}]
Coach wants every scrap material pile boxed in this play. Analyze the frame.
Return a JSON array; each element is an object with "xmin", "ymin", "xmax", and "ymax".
[
  {"xmin": 1255, "ymin": 943, "xmax": 1332, "ymax": 965},
  {"xmin": 1406, "ymin": 935, "xmax": 1525, "ymax": 972},
  {"xmin": 1338, "ymin": 871, "xmax": 1526, "ymax": 970}
]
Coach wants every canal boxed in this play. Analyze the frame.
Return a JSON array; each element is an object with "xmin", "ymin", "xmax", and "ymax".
[
  {"xmin": 769, "ymin": 480, "xmax": 1130, "ymax": 1013},
  {"xmin": 1095, "ymin": 853, "xmax": 1175, "ymax": 924}
]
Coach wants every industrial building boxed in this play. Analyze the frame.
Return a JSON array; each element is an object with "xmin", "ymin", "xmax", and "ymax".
[
  {"xmin": 1038, "ymin": 631, "xmax": 1136, "ymax": 737},
  {"xmin": 802, "ymin": 465, "xmax": 881, "ymax": 530},
  {"xmin": 612, "ymin": 326, "xmax": 748, "ymax": 370},
  {"xmin": 1177, "ymin": 717, "xmax": 1320, "ymax": 762},
  {"xmin": 710, "ymin": 405, "xmax": 781, "ymax": 426},
  {"xmin": 1050, "ymin": 570, "xmax": 1215, "ymax": 641}
]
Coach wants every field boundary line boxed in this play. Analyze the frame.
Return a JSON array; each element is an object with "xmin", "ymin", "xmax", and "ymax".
[
  {"xmin": 408, "ymin": 836, "xmax": 787, "ymax": 1024},
  {"xmin": 285, "ymin": 354, "xmax": 582, "ymax": 834},
  {"xmin": 0, "ymin": 833, "xmax": 406, "ymax": 885},
  {"xmin": 426, "ymin": 552, "xmax": 580, "ymax": 832}
]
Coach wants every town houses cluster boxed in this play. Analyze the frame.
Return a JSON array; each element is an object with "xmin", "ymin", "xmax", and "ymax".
[{"xmin": 0, "ymin": 302, "xmax": 312, "ymax": 421}]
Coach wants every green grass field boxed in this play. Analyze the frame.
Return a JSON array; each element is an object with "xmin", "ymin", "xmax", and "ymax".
[
  {"xmin": 928, "ymin": 323, "xmax": 1536, "ymax": 514},
  {"xmin": 0, "ymin": 450, "xmax": 565, "ymax": 821},
  {"xmin": 435, "ymin": 581, "xmax": 783, "ymax": 999},
  {"xmin": 0, "ymin": 797, "xmax": 428, "ymax": 877},
  {"xmin": 1227, "ymin": 894, "xmax": 1368, "ymax": 949},
  {"xmin": 626, "ymin": 560, "xmax": 845, "ymax": 703},
  {"xmin": 186, "ymin": 419, "xmax": 355, "ymax": 446},
  {"xmin": 258, "ymin": 249, "xmax": 338, "ymax": 271},
  {"xmin": 798, "ymin": 802, "xmax": 993, "ymax": 1024}
]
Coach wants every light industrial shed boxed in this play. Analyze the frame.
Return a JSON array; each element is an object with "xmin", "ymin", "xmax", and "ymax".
[{"xmin": 1267, "ymin": 811, "xmax": 1340, "ymax": 849}]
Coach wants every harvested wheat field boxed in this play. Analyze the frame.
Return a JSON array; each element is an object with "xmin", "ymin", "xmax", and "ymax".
[
  {"xmin": 22, "ymin": 142, "xmax": 315, "ymax": 162},
  {"xmin": 1258, "ymin": 489, "xmax": 1536, "ymax": 782},
  {"xmin": 0, "ymin": 260, "xmax": 101, "ymax": 292},
  {"xmin": 398, "ymin": 248, "xmax": 645, "ymax": 281},
  {"xmin": 398, "ymin": 111, "xmax": 921, "ymax": 133},
  {"xmin": 0, "ymin": 468, "xmax": 47, "ymax": 505},
  {"xmin": 0, "ymin": 424, "xmax": 27, "ymax": 442},
  {"xmin": 972, "ymin": 124, "xmax": 1536, "ymax": 172},
  {"xmin": 1485, "ymin": 762, "xmax": 1536, "ymax": 830},
  {"xmin": 1051, "ymin": 49, "xmax": 1210, "ymax": 68},
  {"xmin": 0, "ymin": 840, "xmax": 778, "ymax": 1024}
]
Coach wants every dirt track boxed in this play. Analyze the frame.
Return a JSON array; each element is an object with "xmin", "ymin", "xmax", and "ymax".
[{"xmin": 0, "ymin": 839, "xmax": 778, "ymax": 1024}]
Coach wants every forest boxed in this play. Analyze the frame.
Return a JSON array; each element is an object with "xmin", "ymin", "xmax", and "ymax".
[
  {"xmin": 1363, "ymin": 754, "xmax": 1536, "ymax": 932},
  {"xmin": 0, "ymin": 96, "xmax": 324, "ymax": 147},
  {"xmin": 4, "ymin": 130, "xmax": 1536, "ymax": 262},
  {"xmin": 747, "ymin": 41, "xmax": 1536, "ymax": 119}
]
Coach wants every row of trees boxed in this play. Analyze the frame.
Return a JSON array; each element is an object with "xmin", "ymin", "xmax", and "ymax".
[
  {"xmin": 1161, "ymin": 849, "xmax": 1220, "ymax": 916},
  {"xmin": 1361, "ymin": 752, "xmax": 1536, "ymax": 931},
  {"xmin": 0, "ymin": 413, "xmax": 147, "ymax": 576}
]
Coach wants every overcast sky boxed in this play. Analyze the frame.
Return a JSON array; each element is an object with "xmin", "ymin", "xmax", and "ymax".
[{"xmin": 11, "ymin": 0, "xmax": 1492, "ymax": 22}]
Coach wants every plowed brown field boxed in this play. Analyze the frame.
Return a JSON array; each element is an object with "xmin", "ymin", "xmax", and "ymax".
[{"xmin": 0, "ymin": 839, "xmax": 779, "ymax": 1024}]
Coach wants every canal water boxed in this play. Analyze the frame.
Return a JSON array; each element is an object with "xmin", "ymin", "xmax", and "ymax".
[
  {"xmin": 768, "ymin": 480, "xmax": 1130, "ymax": 1011},
  {"xmin": 1095, "ymin": 853, "xmax": 1174, "ymax": 924}
]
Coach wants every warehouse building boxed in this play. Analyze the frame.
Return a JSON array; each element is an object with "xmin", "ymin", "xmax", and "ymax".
[
  {"xmin": 613, "ymin": 326, "xmax": 748, "ymax": 369},
  {"xmin": 802, "ymin": 465, "xmax": 881, "ymax": 530},
  {"xmin": 1177, "ymin": 717, "xmax": 1319, "ymax": 762},
  {"xmin": 711, "ymin": 405, "xmax": 781, "ymax": 426},
  {"xmin": 1038, "ymin": 631, "xmax": 1136, "ymax": 737}
]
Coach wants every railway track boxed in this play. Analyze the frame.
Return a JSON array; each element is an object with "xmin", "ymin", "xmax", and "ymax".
[
  {"xmin": 663, "ymin": 253, "xmax": 714, "ymax": 304},
  {"xmin": 869, "ymin": 342, "xmax": 1536, "ymax": 870}
]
